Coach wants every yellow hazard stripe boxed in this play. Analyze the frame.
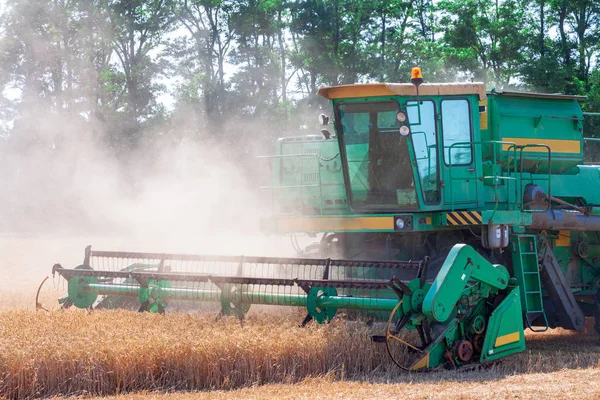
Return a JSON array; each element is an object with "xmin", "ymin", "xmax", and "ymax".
[
  {"xmin": 446, "ymin": 213, "xmax": 460, "ymax": 225},
  {"xmin": 501, "ymin": 138, "xmax": 581, "ymax": 154},
  {"xmin": 453, "ymin": 213, "xmax": 469, "ymax": 225},
  {"xmin": 462, "ymin": 213, "xmax": 479, "ymax": 225},
  {"xmin": 494, "ymin": 331, "xmax": 520, "ymax": 347},
  {"xmin": 275, "ymin": 217, "xmax": 394, "ymax": 231},
  {"xmin": 446, "ymin": 211, "xmax": 482, "ymax": 226}
]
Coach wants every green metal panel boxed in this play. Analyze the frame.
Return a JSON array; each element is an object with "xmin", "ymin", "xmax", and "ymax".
[
  {"xmin": 423, "ymin": 244, "xmax": 509, "ymax": 322},
  {"xmin": 546, "ymin": 166, "xmax": 600, "ymax": 206},
  {"xmin": 482, "ymin": 210, "xmax": 532, "ymax": 226},
  {"xmin": 267, "ymin": 136, "xmax": 348, "ymax": 215},
  {"xmin": 479, "ymin": 287, "xmax": 526, "ymax": 362},
  {"xmin": 488, "ymin": 91, "xmax": 584, "ymax": 173}
]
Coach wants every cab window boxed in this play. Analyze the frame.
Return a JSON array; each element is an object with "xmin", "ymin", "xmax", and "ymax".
[
  {"xmin": 441, "ymin": 99, "xmax": 472, "ymax": 165},
  {"xmin": 337, "ymin": 101, "xmax": 417, "ymax": 210}
]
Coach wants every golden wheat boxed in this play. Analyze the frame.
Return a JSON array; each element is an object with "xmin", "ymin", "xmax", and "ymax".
[
  {"xmin": 0, "ymin": 309, "xmax": 393, "ymax": 398},
  {"xmin": 1, "ymin": 308, "xmax": 599, "ymax": 399}
]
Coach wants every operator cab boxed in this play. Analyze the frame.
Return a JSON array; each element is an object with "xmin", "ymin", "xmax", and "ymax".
[{"xmin": 319, "ymin": 71, "xmax": 486, "ymax": 212}]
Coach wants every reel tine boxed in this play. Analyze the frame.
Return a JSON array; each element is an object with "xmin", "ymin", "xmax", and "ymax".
[
  {"xmin": 35, "ymin": 276, "xmax": 49, "ymax": 311},
  {"xmin": 390, "ymin": 277, "xmax": 412, "ymax": 297}
]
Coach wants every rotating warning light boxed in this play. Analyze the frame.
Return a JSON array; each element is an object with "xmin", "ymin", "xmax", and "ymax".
[{"xmin": 411, "ymin": 67, "xmax": 423, "ymax": 86}]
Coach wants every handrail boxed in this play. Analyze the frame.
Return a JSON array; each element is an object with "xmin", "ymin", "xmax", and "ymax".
[
  {"xmin": 516, "ymin": 144, "xmax": 551, "ymax": 213},
  {"xmin": 447, "ymin": 140, "xmax": 518, "ymax": 213},
  {"xmin": 446, "ymin": 140, "xmax": 552, "ymax": 215}
]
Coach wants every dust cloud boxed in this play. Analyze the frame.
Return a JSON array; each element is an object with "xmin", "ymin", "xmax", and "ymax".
[
  {"xmin": 0, "ymin": 107, "xmax": 306, "ymax": 306},
  {"xmin": 0, "ymin": 3, "xmax": 326, "ymax": 308}
]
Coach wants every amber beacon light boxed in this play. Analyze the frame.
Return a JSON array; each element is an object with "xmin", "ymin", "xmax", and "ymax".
[{"xmin": 411, "ymin": 67, "xmax": 423, "ymax": 86}]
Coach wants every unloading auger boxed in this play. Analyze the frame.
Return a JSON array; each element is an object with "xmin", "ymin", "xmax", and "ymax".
[{"xmin": 50, "ymin": 243, "xmax": 525, "ymax": 370}]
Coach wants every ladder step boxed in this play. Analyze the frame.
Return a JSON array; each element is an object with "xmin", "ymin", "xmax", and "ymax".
[{"xmin": 515, "ymin": 234, "xmax": 547, "ymax": 329}]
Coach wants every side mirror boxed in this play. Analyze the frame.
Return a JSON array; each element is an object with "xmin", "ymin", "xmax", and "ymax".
[
  {"xmin": 321, "ymin": 129, "xmax": 332, "ymax": 140},
  {"xmin": 319, "ymin": 114, "xmax": 330, "ymax": 125}
]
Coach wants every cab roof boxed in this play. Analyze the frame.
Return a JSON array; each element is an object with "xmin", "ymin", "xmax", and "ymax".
[
  {"xmin": 489, "ymin": 89, "xmax": 587, "ymax": 101},
  {"xmin": 317, "ymin": 82, "xmax": 487, "ymax": 101}
]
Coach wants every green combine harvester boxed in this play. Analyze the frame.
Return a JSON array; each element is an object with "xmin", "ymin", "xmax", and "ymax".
[{"xmin": 52, "ymin": 68, "xmax": 600, "ymax": 371}]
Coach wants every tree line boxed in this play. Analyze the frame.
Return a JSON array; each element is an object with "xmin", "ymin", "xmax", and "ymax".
[{"xmin": 1, "ymin": 0, "xmax": 600, "ymax": 161}]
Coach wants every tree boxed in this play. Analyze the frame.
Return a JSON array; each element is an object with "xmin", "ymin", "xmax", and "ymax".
[
  {"xmin": 438, "ymin": 0, "xmax": 530, "ymax": 87},
  {"xmin": 227, "ymin": 0, "xmax": 285, "ymax": 118},
  {"xmin": 173, "ymin": 0, "xmax": 235, "ymax": 125},
  {"xmin": 105, "ymin": 0, "xmax": 175, "ymax": 149},
  {"xmin": 520, "ymin": 0, "xmax": 600, "ymax": 94}
]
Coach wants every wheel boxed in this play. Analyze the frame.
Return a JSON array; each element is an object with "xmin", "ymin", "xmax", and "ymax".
[{"xmin": 454, "ymin": 340, "xmax": 474, "ymax": 363}]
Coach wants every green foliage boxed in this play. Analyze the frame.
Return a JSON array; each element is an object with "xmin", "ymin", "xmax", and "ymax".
[
  {"xmin": 438, "ymin": 0, "xmax": 530, "ymax": 86},
  {"xmin": 1, "ymin": 0, "xmax": 600, "ymax": 158}
]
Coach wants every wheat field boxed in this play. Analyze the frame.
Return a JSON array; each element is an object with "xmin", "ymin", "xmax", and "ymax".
[
  {"xmin": 1, "ymin": 236, "xmax": 600, "ymax": 399},
  {"xmin": 0, "ymin": 308, "xmax": 599, "ymax": 399}
]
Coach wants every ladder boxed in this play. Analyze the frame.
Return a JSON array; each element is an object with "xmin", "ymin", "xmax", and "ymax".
[{"xmin": 512, "ymin": 234, "xmax": 548, "ymax": 332}]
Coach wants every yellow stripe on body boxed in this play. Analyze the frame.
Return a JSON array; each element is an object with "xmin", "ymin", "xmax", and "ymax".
[
  {"xmin": 556, "ymin": 231, "xmax": 570, "ymax": 247},
  {"xmin": 411, "ymin": 353, "xmax": 430, "ymax": 370},
  {"xmin": 501, "ymin": 138, "xmax": 581, "ymax": 154},
  {"xmin": 275, "ymin": 216, "xmax": 394, "ymax": 232},
  {"xmin": 494, "ymin": 331, "xmax": 520, "ymax": 347},
  {"xmin": 479, "ymin": 100, "xmax": 488, "ymax": 130}
]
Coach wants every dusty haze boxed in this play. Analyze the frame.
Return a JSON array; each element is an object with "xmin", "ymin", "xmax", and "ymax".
[
  {"xmin": 0, "ymin": 1, "xmax": 327, "ymax": 310},
  {"xmin": 0, "ymin": 107, "xmax": 306, "ymax": 309}
]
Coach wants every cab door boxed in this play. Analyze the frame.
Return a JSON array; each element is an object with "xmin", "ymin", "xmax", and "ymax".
[{"xmin": 439, "ymin": 98, "xmax": 480, "ymax": 208}]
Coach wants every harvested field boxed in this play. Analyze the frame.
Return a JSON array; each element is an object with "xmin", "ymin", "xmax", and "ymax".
[
  {"xmin": 1, "ymin": 308, "xmax": 600, "ymax": 399},
  {"xmin": 89, "ymin": 369, "xmax": 600, "ymax": 399}
]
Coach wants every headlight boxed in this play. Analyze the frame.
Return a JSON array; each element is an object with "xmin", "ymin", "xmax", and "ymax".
[
  {"xmin": 399, "ymin": 125, "xmax": 410, "ymax": 136},
  {"xmin": 396, "ymin": 112, "xmax": 407, "ymax": 123},
  {"xmin": 395, "ymin": 218, "xmax": 405, "ymax": 229},
  {"xmin": 394, "ymin": 215, "xmax": 413, "ymax": 231}
]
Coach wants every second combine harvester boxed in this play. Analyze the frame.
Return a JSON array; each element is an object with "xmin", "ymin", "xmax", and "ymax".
[{"xmin": 52, "ymin": 69, "xmax": 600, "ymax": 370}]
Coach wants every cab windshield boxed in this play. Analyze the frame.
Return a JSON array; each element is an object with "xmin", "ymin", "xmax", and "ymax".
[{"xmin": 337, "ymin": 101, "xmax": 417, "ymax": 210}]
